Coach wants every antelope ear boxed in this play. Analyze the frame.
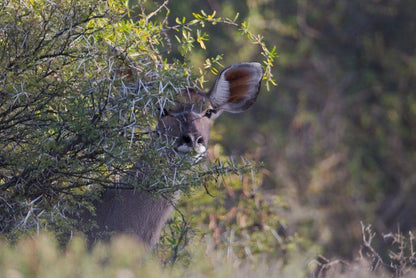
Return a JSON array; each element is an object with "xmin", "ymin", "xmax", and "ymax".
[{"xmin": 208, "ymin": 62, "xmax": 263, "ymax": 114}]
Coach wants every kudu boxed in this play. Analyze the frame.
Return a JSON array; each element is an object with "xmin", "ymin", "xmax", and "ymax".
[{"xmin": 87, "ymin": 62, "xmax": 263, "ymax": 248}]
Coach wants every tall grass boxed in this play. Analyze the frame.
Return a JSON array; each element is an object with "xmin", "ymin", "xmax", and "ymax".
[{"xmin": 1, "ymin": 224, "xmax": 415, "ymax": 278}]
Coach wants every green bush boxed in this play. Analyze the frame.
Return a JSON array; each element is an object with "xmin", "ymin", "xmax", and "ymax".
[
  {"xmin": 0, "ymin": 0, "xmax": 277, "ymax": 253},
  {"xmin": 1, "ymin": 0, "xmax": 192, "ymax": 240}
]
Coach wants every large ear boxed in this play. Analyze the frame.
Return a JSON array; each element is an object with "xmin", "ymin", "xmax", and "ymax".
[{"xmin": 208, "ymin": 62, "xmax": 263, "ymax": 114}]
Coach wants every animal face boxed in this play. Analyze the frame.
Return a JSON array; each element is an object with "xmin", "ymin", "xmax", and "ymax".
[{"xmin": 157, "ymin": 62, "xmax": 264, "ymax": 157}]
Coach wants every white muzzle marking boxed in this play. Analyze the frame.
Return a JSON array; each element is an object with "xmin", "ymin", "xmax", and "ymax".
[
  {"xmin": 177, "ymin": 144, "xmax": 207, "ymax": 155},
  {"xmin": 177, "ymin": 145, "xmax": 192, "ymax": 153},
  {"xmin": 194, "ymin": 144, "xmax": 206, "ymax": 154}
]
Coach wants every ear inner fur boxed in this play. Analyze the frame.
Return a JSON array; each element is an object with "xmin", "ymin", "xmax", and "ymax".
[
  {"xmin": 226, "ymin": 68, "xmax": 260, "ymax": 103},
  {"xmin": 209, "ymin": 62, "xmax": 263, "ymax": 113}
]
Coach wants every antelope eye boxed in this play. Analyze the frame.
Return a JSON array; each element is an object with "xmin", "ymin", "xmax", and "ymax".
[{"xmin": 204, "ymin": 109, "xmax": 216, "ymax": 118}]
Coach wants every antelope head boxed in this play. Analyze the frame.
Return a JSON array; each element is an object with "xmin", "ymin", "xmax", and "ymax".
[{"xmin": 156, "ymin": 62, "xmax": 263, "ymax": 158}]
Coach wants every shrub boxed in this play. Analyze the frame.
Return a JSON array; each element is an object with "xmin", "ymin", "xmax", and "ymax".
[{"xmin": 0, "ymin": 0, "xmax": 276, "ymax": 248}]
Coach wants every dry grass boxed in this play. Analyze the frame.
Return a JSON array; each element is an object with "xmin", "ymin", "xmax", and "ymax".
[{"xmin": 1, "ymin": 223, "xmax": 415, "ymax": 278}]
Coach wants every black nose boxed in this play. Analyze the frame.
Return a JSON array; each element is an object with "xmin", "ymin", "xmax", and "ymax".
[{"xmin": 182, "ymin": 135, "xmax": 192, "ymax": 145}]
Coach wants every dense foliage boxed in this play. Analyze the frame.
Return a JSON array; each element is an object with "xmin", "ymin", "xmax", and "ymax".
[{"xmin": 0, "ymin": 0, "xmax": 275, "ymax": 243}]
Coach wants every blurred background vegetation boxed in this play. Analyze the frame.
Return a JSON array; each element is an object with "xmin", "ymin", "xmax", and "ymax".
[
  {"xmin": 169, "ymin": 0, "xmax": 416, "ymax": 259},
  {"xmin": 1, "ymin": 0, "xmax": 416, "ymax": 277}
]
